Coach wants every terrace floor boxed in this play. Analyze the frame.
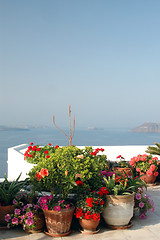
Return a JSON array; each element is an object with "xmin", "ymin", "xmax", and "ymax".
[{"xmin": 1, "ymin": 185, "xmax": 160, "ymax": 240}]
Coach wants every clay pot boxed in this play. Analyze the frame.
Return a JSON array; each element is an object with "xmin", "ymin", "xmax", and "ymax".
[
  {"xmin": 115, "ymin": 167, "xmax": 133, "ymax": 176},
  {"xmin": 79, "ymin": 218, "xmax": 100, "ymax": 233},
  {"xmin": 0, "ymin": 205, "xmax": 15, "ymax": 226},
  {"xmin": 103, "ymin": 193, "xmax": 134, "ymax": 227},
  {"xmin": 43, "ymin": 206, "xmax": 75, "ymax": 237},
  {"xmin": 140, "ymin": 172, "xmax": 156, "ymax": 184}
]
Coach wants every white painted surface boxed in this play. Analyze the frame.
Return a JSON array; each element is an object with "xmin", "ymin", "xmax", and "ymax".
[{"xmin": 7, "ymin": 144, "xmax": 158, "ymax": 181}]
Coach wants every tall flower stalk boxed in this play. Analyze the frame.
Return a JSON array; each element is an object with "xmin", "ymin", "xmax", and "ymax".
[{"xmin": 53, "ymin": 105, "xmax": 75, "ymax": 146}]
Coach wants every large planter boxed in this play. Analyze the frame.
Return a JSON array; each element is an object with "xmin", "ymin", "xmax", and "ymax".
[
  {"xmin": 43, "ymin": 206, "xmax": 75, "ymax": 237},
  {"xmin": 0, "ymin": 205, "xmax": 15, "ymax": 227},
  {"xmin": 79, "ymin": 218, "xmax": 100, "ymax": 234},
  {"xmin": 103, "ymin": 193, "xmax": 134, "ymax": 227},
  {"xmin": 140, "ymin": 171, "xmax": 156, "ymax": 184}
]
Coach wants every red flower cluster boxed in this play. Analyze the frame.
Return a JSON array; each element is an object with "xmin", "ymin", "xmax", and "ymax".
[
  {"xmin": 86, "ymin": 197, "xmax": 93, "ymax": 207},
  {"xmin": 98, "ymin": 187, "xmax": 109, "ymax": 196},
  {"xmin": 75, "ymin": 208, "xmax": 100, "ymax": 221},
  {"xmin": 35, "ymin": 168, "xmax": 49, "ymax": 181},
  {"xmin": 116, "ymin": 155, "xmax": 124, "ymax": 159},
  {"xmin": 90, "ymin": 148, "xmax": 104, "ymax": 156},
  {"xmin": 75, "ymin": 180, "xmax": 83, "ymax": 186}
]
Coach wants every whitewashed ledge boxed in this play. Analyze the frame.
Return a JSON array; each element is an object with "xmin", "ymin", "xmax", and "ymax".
[{"xmin": 7, "ymin": 144, "xmax": 159, "ymax": 181}]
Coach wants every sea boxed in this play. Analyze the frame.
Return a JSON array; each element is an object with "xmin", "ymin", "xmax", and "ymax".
[{"xmin": 0, "ymin": 127, "xmax": 160, "ymax": 178}]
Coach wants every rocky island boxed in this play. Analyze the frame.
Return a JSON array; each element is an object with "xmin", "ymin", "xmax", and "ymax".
[{"xmin": 131, "ymin": 122, "xmax": 160, "ymax": 133}]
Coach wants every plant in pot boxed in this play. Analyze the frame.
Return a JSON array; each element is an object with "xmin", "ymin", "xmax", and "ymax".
[
  {"xmin": 114, "ymin": 155, "xmax": 133, "ymax": 176},
  {"xmin": 129, "ymin": 154, "xmax": 159, "ymax": 184},
  {"xmin": 134, "ymin": 187, "xmax": 155, "ymax": 219},
  {"xmin": 0, "ymin": 173, "xmax": 27, "ymax": 228},
  {"xmin": 28, "ymin": 145, "xmax": 107, "ymax": 236},
  {"xmin": 5, "ymin": 193, "xmax": 45, "ymax": 233},
  {"xmin": 102, "ymin": 171, "xmax": 146, "ymax": 228},
  {"xmin": 75, "ymin": 182, "xmax": 108, "ymax": 234}
]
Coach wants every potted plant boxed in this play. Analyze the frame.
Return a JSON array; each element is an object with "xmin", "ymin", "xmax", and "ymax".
[
  {"xmin": 134, "ymin": 187, "xmax": 155, "ymax": 219},
  {"xmin": 38, "ymin": 195, "xmax": 74, "ymax": 237},
  {"xmin": 114, "ymin": 155, "xmax": 133, "ymax": 176},
  {"xmin": 129, "ymin": 154, "xmax": 159, "ymax": 184},
  {"xmin": 75, "ymin": 183, "xmax": 107, "ymax": 234},
  {"xmin": 28, "ymin": 145, "xmax": 107, "ymax": 236},
  {"xmin": 102, "ymin": 171, "xmax": 146, "ymax": 228},
  {"xmin": 5, "ymin": 192, "xmax": 45, "ymax": 232},
  {"xmin": 0, "ymin": 173, "xmax": 26, "ymax": 227}
]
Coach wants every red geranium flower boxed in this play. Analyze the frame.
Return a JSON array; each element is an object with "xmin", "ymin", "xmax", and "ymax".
[
  {"xmin": 30, "ymin": 142, "xmax": 33, "ymax": 145},
  {"xmin": 37, "ymin": 148, "xmax": 41, "ymax": 152},
  {"xmin": 75, "ymin": 180, "xmax": 83, "ymax": 186},
  {"xmin": 84, "ymin": 211, "xmax": 92, "ymax": 220},
  {"xmin": 44, "ymin": 150, "xmax": 48, "ymax": 154},
  {"xmin": 32, "ymin": 146, "xmax": 37, "ymax": 151},
  {"xmin": 46, "ymin": 155, "xmax": 50, "ymax": 159},
  {"xmin": 48, "ymin": 143, "xmax": 51, "ymax": 146},
  {"xmin": 55, "ymin": 145, "xmax": 59, "ymax": 149},
  {"xmin": 92, "ymin": 213, "xmax": 100, "ymax": 221},
  {"xmin": 86, "ymin": 197, "xmax": 93, "ymax": 207},
  {"xmin": 75, "ymin": 208, "xmax": 83, "ymax": 218}
]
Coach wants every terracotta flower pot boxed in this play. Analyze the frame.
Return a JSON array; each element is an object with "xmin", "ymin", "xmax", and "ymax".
[
  {"xmin": 79, "ymin": 218, "xmax": 100, "ymax": 234},
  {"xmin": 115, "ymin": 167, "xmax": 133, "ymax": 176},
  {"xmin": 43, "ymin": 206, "xmax": 75, "ymax": 237},
  {"xmin": 0, "ymin": 205, "xmax": 15, "ymax": 226},
  {"xmin": 103, "ymin": 193, "xmax": 134, "ymax": 227},
  {"xmin": 140, "ymin": 171, "xmax": 156, "ymax": 184}
]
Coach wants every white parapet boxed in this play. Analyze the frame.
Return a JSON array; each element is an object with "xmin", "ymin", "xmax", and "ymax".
[{"xmin": 7, "ymin": 144, "xmax": 156, "ymax": 181}]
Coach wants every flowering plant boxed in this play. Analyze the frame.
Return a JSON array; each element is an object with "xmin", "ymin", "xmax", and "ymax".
[
  {"xmin": 103, "ymin": 171, "xmax": 146, "ymax": 195},
  {"xmin": 135, "ymin": 188, "xmax": 155, "ymax": 219},
  {"xmin": 5, "ymin": 202, "xmax": 42, "ymax": 230},
  {"xmin": 28, "ymin": 146, "xmax": 107, "ymax": 199},
  {"xmin": 38, "ymin": 195, "xmax": 71, "ymax": 211},
  {"xmin": 129, "ymin": 154, "xmax": 159, "ymax": 177},
  {"xmin": 75, "ymin": 187, "xmax": 107, "ymax": 221},
  {"xmin": 24, "ymin": 142, "xmax": 59, "ymax": 164}
]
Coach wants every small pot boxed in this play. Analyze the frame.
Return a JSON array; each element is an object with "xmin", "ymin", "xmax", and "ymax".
[
  {"xmin": 140, "ymin": 171, "xmax": 156, "ymax": 184},
  {"xmin": 79, "ymin": 218, "xmax": 100, "ymax": 233}
]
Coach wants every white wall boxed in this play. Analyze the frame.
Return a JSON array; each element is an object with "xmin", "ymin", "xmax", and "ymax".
[{"xmin": 7, "ymin": 144, "xmax": 157, "ymax": 181}]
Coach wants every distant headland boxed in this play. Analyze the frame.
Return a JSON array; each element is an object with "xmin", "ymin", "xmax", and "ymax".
[
  {"xmin": 130, "ymin": 122, "xmax": 160, "ymax": 133},
  {"xmin": 0, "ymin": 125, "xmax": 29, "ymax": 131}
]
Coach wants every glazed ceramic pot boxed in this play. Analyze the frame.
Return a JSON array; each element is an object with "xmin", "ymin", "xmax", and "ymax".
[{"xmin": 103, "ymin": 193, "xmax": 134, "ymax": 227}]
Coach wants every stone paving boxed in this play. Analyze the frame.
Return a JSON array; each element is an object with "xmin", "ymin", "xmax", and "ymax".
[{"xmin": 1, "ymin": 186, "xmax": 160, "ymax": 240}]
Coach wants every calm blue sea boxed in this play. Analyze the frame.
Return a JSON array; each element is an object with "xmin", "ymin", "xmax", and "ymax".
[{"xmin": 0, "ymin": 127, "xmax": 160, "ymax": 178}]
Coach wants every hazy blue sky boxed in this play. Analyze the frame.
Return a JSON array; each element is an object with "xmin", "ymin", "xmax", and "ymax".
[{"xmin": 1, "ymin": 0, "xmax": 160, "ymax": 129}]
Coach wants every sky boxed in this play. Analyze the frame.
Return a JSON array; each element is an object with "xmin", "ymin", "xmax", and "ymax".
[{"xmin": 1, "ymin": 0, "xmax": 160, "ymax": 129}]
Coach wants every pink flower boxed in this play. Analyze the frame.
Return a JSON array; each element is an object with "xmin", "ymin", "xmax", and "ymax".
[
  {"xmin": 26, "ymin": 218, "xmax": 34, "ymax": 226},
  {"xmin": 20, "ymin": 215, "xmax": 25, "ymax": 223},
  {"xmin": 43, "ymin": 205, "xmax": 48, "ymax": 210},
  {"xmin": 66, "ymin": 204, "xmax": 70, "ymax": 209},
  {"xmin": 146, "ymin": 170, "xmax": 153, "ymax": 177},
  {"xmin": 149, "ymin": 160, "xmax": 153, "ymax": 164},
  {"xmin": 5, "ymin": 214, "xmax": 11, "ymax": 222},
  {"xmin": 14, "ymin": 208, "xmax": 21, "ymax": 215},
  {"xmin": 26, "ymin": 211, "xmax": 33, "ymax": 218},
  {"xmin": 140, "ymin": 213, "xmax": 147, "ymax": 220},
  {"xmin": 139, "ymin": 202, "xmax": 144, "ymax": 208},
  {"xmin": 12, "ymin": 217, "xmax": 19, "ymax": 225},
  {"xmin": 13, "ymin": 199, "xmax": 17, "ymax": 205},
  {"xmin": 54, "ymin": 205, "xmax": 61, "ymax": 211},
  {"xmin": 149, "ymin": 164, "xmax": 156, "ymax": 171},
  {"xmin": 136, "ymin": 167, "xmax": 141, "ymax": 172},
  {"xmin": 136, "ymin": 193, "xmax": 141, "ymax": 200}
]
